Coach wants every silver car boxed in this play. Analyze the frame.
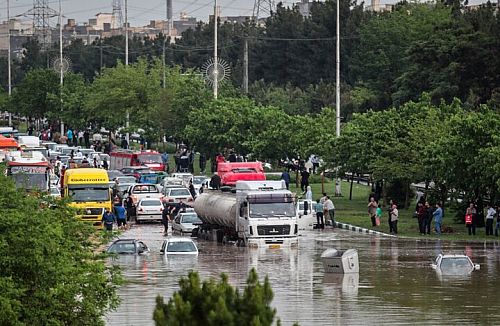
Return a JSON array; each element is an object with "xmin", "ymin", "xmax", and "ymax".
[
  {"xmin": 135, "ymin": 198, "xmax": 164, "ymax": 224},
  {"xmin": 172, "ymin": 211, "xmax": 202, "ymax": 234},
  {"xmin": 160, "ymin": 237, "xmax": 198, "ymax": 256}
]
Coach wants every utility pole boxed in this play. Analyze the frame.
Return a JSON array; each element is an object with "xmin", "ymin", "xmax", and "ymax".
[
  {"xmin": 213, "ymin": 0, "xmax": 219, "ymax": 99},
  {"xmin": 336, "ymin": 0, "xmax": 340, "ymax": 138},
  {"xmin": 125, "ymin": 0, "xmax": 129, "ymax": 145},
  {"xmin": 243, "ymin": 38, "xmax": 248, "ymax": 94},
  {"xmin": 335, "ymin": 0, "xmax": 342, "ymax": 197},
  {"xmin": 163, "ymin": 0, "xmax": 167, "ymax": 89},
  {"xmin": 59, "ymin": 0, "xmax": 64, "ymax": 136},
  {"xmin": 7, "ymin": 0, "xmax": 12, "ymax": 126}
]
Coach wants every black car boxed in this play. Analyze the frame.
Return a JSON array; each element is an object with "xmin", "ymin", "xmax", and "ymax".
[{"xmin": 106, "ymin": 239, "xmax": 149, "ymax": 255}]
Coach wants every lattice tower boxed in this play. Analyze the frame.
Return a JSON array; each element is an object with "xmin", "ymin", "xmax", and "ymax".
[
  {"xmin": 253, "ymin": 0, "xmax": 276, "ymax": 21},
  {"xmin": 23, "ymin": 0, "xmax": 58, "ymax": 48},
  {"xmin": 112, "ymin": 0, "xmax": 123, "ymax": 29}
]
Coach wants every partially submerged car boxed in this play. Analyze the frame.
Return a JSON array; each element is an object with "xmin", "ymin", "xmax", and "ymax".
[
  {"xmin": 106, "ymin": 239, "xmax": 149, "ymax": 255},
  {"xmin": 160, "ymin": 237, "xmax": 198, "ymax": 256},
  {"xmin": 431, "ymin": 254, "xmax": 480, "ymax": 275}
]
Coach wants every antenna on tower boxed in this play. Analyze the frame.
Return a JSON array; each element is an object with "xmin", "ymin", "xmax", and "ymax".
[
  {"xmin": 112, "ymin": 0, "xmax": 123, "ymax": 29},
  {"xmin": 252, "ymin": 0, "xmax": 276, "ymax": 21},
  {"xmin": 22, "ymin": 0, "xmax": 58, "ymax": 48}
]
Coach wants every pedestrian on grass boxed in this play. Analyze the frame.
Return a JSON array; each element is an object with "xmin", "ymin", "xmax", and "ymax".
[
  {"xmin": 320, "ymin": 192, "xmax": 328, "ymax": 204},
  {"xmin": 324, "ymin": 196, "xmax": 335, "ymax": 228},
  {"xmin": 424, "ymin": 201, "xmax": 433, "ymax": 235},
  {"xmin": 368, "ymin": 197, "xmax": 378, "ymax": 227},
  {"xmin": 102, "ymin": 209, "xmax": 116, "ymax": 231},
  {"xmin": 281, "ymin": 170, "xmax": 291, "ymax": 190},
  {"xmin": 465, "ymin": 202, "xmax": 476, "ymax": 236},
  {"xmin": 433, "ymin": 203, "xmax": 443, "ymax": 235},
  {"xmin": 485, "ymin": 203, "xmax": 496, "ymax": 236},
  {"xmin": 376, "ymin": 205, "xmax": 383, "ymax": 226},
  {"xmin": 387, "ymin": 199, "xmax": 394, "ymax": 233},
  {"xmin": 305, "ymin": 186, "xmax": 313, "ymax": 201},
  {"xmin": 300, "ymin": 169, "xmax": 310, "ymax": 193},
  {"xmin": 417, "ymin": 202, "xmax": 426, "ymax": 235},
  {"xmin": 390, "ymin": 203, "xmax": 399, "ymax": 234},
  {"xmin": 315, "ymin": 199, "xmax": 324, "ymax": 229}
]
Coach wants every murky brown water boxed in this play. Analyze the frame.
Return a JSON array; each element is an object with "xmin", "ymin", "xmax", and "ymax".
[{"xmin": 105, "ymin": 224, "xmax": 500, "ymax": 325}]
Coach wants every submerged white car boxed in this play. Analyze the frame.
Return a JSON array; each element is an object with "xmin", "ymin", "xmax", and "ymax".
[
  {"xmin": 431, "ymin": 254, "xmax": 480, "ymax": 275},
  {"xmin": 160, "ymin": 237, "xmax": 198, "ymax": 256}
]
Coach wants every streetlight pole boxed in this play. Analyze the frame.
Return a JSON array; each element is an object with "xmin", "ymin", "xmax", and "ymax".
[
  {"xmin": 336, "ymin": 0, "xmax": 340, "ymax": 138},
  {"xmin": 213, "ymin": 0, "xmax": 218, "ymax": 99},
  {"xmin": 7, "ymin": 0, "xmax": 12, "ymax": 126},
  {"xmin": 59, "ymin": 0, "xmax": 64, "ymax": 135},
  {"xmin": 163, "ymin": 0, "xmax": 167, "ymax": 89},
  {"xmin": 125, "ymin": 0, "xmax": 130, "ymax": 145}
]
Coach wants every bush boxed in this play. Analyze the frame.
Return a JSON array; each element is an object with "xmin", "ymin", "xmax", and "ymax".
[
  {"xmin": 0, "ymin": 171, "xmax": 122, "ymax": 325},
  {"xmin": 153, "ymin": 268, "xmax": 292, "ymax": 326}
]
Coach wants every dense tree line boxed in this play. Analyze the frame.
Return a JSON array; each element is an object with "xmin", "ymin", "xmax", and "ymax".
[{"xmin": 0, "ymin": 1, "xmax": 498, "ymax": 116}]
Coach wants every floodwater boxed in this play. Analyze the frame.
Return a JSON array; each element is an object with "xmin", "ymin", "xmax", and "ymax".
[{"xmin": 105, "ymin": 224, "xmax": 500, "ymax": 325}]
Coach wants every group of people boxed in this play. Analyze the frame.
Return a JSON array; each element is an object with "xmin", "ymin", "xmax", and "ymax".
[
  {"xmin": 414, "ymin": 201, "xmax": 443, "ymax": 235},
  {"xmin": 313, "ymin": 192, "xmax": 335, "ymax": 229},
  {"xmin": 102, "ymin": 200, "xmax": 129, "ymax": 231},
  {"xmin": 464, "ymin": 202, "xmax": 499, "ymax": 236}
]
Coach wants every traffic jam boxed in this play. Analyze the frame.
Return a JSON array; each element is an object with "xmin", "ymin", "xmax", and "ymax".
[{"xmin": 1, "ymin": 128, "xmax": 317, "ymax": 257}]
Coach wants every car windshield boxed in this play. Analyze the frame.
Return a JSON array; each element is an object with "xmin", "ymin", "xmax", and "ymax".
[
  {"xmin": 132, "ymin": 185, "xmax": 158, "ymax": 193},
  {"xmin": 169, "ymin": 189, "xmax": 190, "ymax": 196},
  {"xmin": 166, "ymin": 241, "xmax": 197, "ymax": 252},
  {"xmin": 193, "ymin": 177, "xmax": 206, "ymax": 184},
  {"xmin": 440, "ymin": 257, "xmax": 472, "ymax": 272},
  {"xmin": 117, "ymin": 177, "xmax": 136, "ymax": 183},
  {"xmin": 69, "ymin": 185, "xmax": 110, "ymax": 202},
  {"xmin": 181, "ymin": 214, "xmax": 201, "ymax": 224},
  {"xmin": 140, "ymin": 200, "xmax": 162, "ymax": 206},
  {"xmin": 138, "ymin": 154, "xmax": 162, "ymax": 164},
  {"xmin": 107, "ymin": 171, "xmax": 123, "ymax": 180},
  {"xmin": 108, "ymin": 242, "xmax": 136, "ymax": 254},
  {"xmin": 249, "ymin": 202, "xmax": 296, "ymax": 218},
  {"xmin": 11, "ymin": 173, "xmax": 48, "ymax": 191}
]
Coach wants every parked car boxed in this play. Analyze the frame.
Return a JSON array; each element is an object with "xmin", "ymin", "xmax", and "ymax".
[
  {"xmin": 106, "ymin": 239, "xmax": 149, "ymax": 255},
  {"xmin": 171, "ymin": 173, "xmax": 194, "ymax": 187},
  {"xmin": 136, "ymin": 198, "xmax": 164, "ymax": 223},
  {"xmin": 160, "ymin": 237, "xmax": 198, "ymax": 255},
  {"xmin": 431, "ymin": 254, "xmax": 480, "ymax": 275},
  {"xmin": 192, "ymin": 175, "xmax": 210, "ymax": 194},
  {"xmin": 162, "ymin": 187, "xmax": 193, "ymax": 203},
  {"xmin": 115, "ymin": 176, "xmax": 137, "ymax": 184},
  {"xmin": 297, "ymin": 199, "xmax": 316, "ymax": 230},
  {"xmin": 172, "ymin": 210, "xmax": 202, "ymax": 234}
]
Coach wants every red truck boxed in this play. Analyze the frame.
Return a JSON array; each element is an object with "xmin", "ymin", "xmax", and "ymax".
[{"xmin": 217, "ymin": 162, "xmax": 266, "ymax": 186}]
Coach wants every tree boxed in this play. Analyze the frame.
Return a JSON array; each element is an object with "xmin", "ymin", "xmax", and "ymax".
[
  {"xmin": 0, "ymin": 171, "xmax": 121, "ymax": 325},
  {"xmin": 153, "ymin": 268, "xmax": 280, "ymax": 326},
  {"xmin": 8, "ymin": 69, "xmax": 59, "ymax": 119}
]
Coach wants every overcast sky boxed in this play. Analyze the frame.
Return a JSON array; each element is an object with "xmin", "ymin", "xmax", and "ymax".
[{"xmin": 0, "ymin": 0, "xmax": 487, "ymax": 27}]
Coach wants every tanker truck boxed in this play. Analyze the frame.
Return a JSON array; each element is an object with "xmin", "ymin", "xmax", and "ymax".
[{"xmin": 193, "ymin": 180, "xmax": 299, "ymax": 248}]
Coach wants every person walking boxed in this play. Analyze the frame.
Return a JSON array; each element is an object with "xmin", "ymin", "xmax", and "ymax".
[
  {"xmin": 84, "ymin": 130, "xmax": 90, "ymax": 148},
  {"xmin": 465, "ymin": 202, "xmax": 476, "ymax": 236},
  {"xmin": 209, "ymin": 173, "xmax": 221, "ymax": 190},
  {"xmin": 390, "ymin": 203, "xmax": 399, "ymax": 234},
  {"xmin": 300, "ymin": 169, "xmax": 310, "ymax": 193},
  {"xmin": 433, "ymin": 203, "xmax": 443, "ymax": 235},
  {"xmin": 305, "ymin": 186, "xmax": 313, "ymax": 201},
  {"xmin": 314, "ymin": 199, "xmax": 324, "ymax": 229},
  {"xmin": 161, "ymin": 203, "xmax": 170, "ymax": 235},
  {"xmin": 188, "ymin": 180, "xmax": 196, "ymax": 199},
  {"xmin": 495, "ymin": 204, "xmax": 500, "ymax": 237},
  {"xmin": 125, "ymin": 196, "xmax": 135, "ymax": 222},
  {"xmin": 113, "ymin": 202, "xmax": 127, "ymax": 229},
  {"xmin": 102, "ymin": 209, "xmax": 116, "ymax": 232},
  {"xmin": 280, "ymin": 170, "xmax": 291, "ymax": 190},
  {"xmin": 485, "ymin": 203, "xmax": 496, "ymax": 236},
  {"xmin": 375, "ymin": 205, "xmax": 383, "ymax": 226},
  {"xmin": 324, "ymin": 196, "xmax": 335, "ymax": 228},
  {"xmin": 368, "ymin": 197, "xmax": 378, "ymax": 227}
]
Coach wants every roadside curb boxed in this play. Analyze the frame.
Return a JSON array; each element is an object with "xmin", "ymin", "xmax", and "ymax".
[{"xmin": 334, "ymin": 221, "xmax": 396, "ymax": 238}]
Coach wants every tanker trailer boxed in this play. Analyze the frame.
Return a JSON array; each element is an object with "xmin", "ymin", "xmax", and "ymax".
[{"xmin": 193, "ymin": 180, "xmax": 299, "ymax": 248}]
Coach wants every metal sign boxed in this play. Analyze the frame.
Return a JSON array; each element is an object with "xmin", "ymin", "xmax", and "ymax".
[{"xmin": 10, "ymin": 166, "xmax": 47, "ymax": 174}]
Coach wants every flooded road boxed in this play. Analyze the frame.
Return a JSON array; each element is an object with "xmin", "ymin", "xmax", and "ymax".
[{"xmin": 105, "ymin": 224, "xmax": 500, "ymax": 325}]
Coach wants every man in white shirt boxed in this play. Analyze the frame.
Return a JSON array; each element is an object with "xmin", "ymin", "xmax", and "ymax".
[
  {"xmin": 485, "ymin": 203, "xmax": 496, "ymax": 236},
  {"xmin": 324, "ymin": 196, "xmax": 335, "ymax": 228}
]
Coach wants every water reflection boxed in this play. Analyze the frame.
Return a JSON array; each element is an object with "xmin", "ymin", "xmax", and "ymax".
[{"xmin": 105, "ymin": 225, "xmax": 500, "ymax": 325}]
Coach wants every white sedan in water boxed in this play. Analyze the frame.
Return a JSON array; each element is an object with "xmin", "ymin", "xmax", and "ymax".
[
  {"xmin": 160, "ymin": 237, "xmax": 198, "ymax": 256},
  {"xmin": 135, "ymin": 198, "xmax": 164, "ymax": 224},
  {"xmin": 172, "ymin": 210, "xmax": 202, "ymax": 234},
  {"xmin": 431, "ymin": 254, "xmax": 480, "ymax": 275}
]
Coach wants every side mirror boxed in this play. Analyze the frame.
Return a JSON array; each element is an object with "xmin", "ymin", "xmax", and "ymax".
[{"xmin": 474, "ymin": 264, "xmax": 480, "ymax": 270}]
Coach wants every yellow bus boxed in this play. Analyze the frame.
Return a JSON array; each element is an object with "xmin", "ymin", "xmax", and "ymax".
[{"xmin": 63, "ymin": 168, "xmax": 112, "ymax": 228}]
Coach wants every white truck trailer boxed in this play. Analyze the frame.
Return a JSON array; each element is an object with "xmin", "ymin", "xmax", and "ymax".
[{"xmin": 193, "ymin": 180, "xmax": 299, "ymax": 248}]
